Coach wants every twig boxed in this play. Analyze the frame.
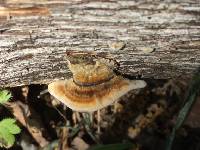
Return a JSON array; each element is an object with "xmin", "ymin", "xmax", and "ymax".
[{"xmin": 6, "ymin": 101, "xmax": 49, "ymax": 147}]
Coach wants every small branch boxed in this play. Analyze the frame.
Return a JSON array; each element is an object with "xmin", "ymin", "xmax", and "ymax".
[{"xmin": 6, "ymin": 101, "xmax": 49, "ymax": 147}]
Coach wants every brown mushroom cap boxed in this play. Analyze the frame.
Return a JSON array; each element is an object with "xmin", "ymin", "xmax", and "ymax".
[
  {"xmin": 68, "ymin": 58, "xmax": 115, "ymax": 86},
  {"xmin": 48, "ymin": 76, "xmax": 146, "ymax": 112},
  {"xmin": 49, "ymin": 54, "xmax": 146, "ymax": 112}
]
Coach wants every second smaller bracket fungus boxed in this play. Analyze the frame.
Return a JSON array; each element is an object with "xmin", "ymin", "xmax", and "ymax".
[{"xmin": 48, "ymin": 53, "xmax": 147, "ymax": 112}]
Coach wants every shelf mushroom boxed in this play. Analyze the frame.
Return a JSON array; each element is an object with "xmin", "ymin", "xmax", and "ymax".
[{"xmin": 48, "ymin": 54, "xmax": 146, "ymax": 112}]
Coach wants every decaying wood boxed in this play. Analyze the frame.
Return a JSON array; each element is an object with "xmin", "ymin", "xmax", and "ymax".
[{"xmin": 0, "ymin": 0, "xmax": 200, "ymax": 88}]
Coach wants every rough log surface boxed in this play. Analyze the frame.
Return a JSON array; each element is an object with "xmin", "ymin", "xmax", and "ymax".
[{"xmin": 0, "ymin": 0, "xmax": 200, "ymax": 88}]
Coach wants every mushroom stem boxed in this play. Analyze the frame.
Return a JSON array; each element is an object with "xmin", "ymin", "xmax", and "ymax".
[
  {"xmin": 89, "ymin": 112, "xmax": 93, "ymax": 124},
  {"xmin": 97, "ymin": 110, "xmax": 101, "ymax": 134},
  {"xmin": 72, "ymin": 112, "xmax": 77, "ymax": 125}
]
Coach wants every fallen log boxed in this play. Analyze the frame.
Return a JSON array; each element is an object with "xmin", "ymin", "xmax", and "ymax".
[{"xmin": 0, "ymin": 0, "xmax": 199, "ymax": 88}]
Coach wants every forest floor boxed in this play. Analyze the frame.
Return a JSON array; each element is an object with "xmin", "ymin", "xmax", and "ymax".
[{"xmin": 1, "ymin": 77, "xmax": 200, "ymax": 150}]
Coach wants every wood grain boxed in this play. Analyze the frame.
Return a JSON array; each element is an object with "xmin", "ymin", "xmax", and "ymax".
[{"xmin": 0, "ymin": 0, "xmax": 200, "ymax": 88}]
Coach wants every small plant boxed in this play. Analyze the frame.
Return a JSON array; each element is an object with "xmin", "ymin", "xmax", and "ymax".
[
  {"xmin": 0, "ymin": 90, "xmax": 12, "ymax": 104},
  {"xmin": 0, "ymin": 90, "xmax": 21, "ymax": 148}
]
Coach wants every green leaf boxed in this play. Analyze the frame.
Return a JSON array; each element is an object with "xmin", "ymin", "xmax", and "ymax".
[
  {"xmin": 0, "ymin": 118, "xmax": 21, "ymax": 134},
  {"xmin": 88, "ymin": 143, "xmax": 134, "ymax": 150},
  {"xmin": 165, "ymin": 72, "xmax": 200, "ymax": 150},
  {"xmin": 0, "ymin": 118, "xmax": 21, "ymax": 148},
  {"xmin": 0, "ymin": 90, "xmax": 11, "ymax": 104},
  {"xmin": 0, "ymin": 126, "xmax": 15, "ymax": 148}
]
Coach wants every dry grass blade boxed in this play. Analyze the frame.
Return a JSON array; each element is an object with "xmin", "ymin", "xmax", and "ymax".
[{"xmin": 166, "ymin": 70, "xmax": 200, "ymax": 150}]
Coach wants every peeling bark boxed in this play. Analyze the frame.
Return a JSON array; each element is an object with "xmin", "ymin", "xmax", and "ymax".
[{"xmin": 0, "ymin": 0, "xmax": 200, "ymax": 88}]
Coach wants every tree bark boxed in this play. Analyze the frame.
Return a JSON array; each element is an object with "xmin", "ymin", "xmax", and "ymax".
[{"xmin": 0, "ymin": 0, "xmax": 199, "ymax": 88}]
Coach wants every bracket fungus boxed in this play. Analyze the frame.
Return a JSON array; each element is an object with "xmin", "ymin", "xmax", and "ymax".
[{"xmin": 48, "ymin": 53, "xmax": 146, "ymax": 112}]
